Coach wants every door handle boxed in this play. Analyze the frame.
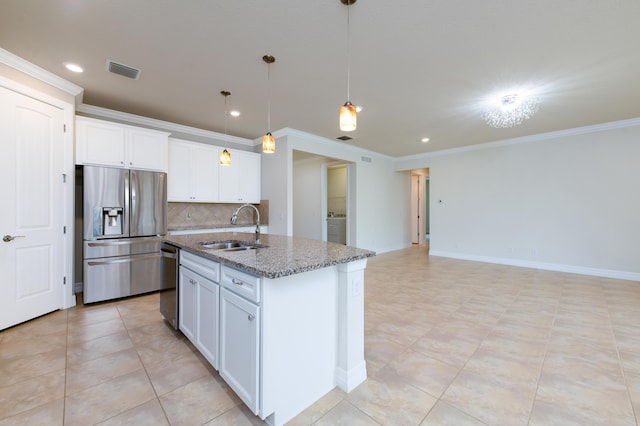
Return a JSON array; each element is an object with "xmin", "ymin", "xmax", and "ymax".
[{"xmin": 3, "ymin": 235, "xmax": 25, "ymax": 242}]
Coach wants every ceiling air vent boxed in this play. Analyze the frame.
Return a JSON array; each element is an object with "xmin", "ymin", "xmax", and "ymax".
[
  {"xmin": 106, "ymin": 60, "xmax": 141, "ymax": 80},
  {"xmin": 336, "ymin": 135, "xmax": 353, "ymax": 141}
]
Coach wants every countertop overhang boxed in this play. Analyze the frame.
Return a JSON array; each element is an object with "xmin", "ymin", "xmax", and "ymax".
[{"xmin": 162, "ymin": 232, "xmax": 375, "ymax": 279}]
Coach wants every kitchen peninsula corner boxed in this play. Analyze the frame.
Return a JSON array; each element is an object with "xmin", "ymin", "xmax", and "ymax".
[{"xmin": 162, "ymin": 232, "xmax": 375, "ymax": 426}]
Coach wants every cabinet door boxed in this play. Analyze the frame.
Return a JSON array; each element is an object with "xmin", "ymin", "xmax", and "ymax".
[
  {"xmin": 197, "ymin": 279, "xmax": 219, "ymax": 369},
  {"xmin": 76, "ymin": 117, "xmax": 126, "ymax": 167},
  {"xmin": 127, "ymin": 127, "xmax": 168, "ymax": 171},
  {"xmin": 220, "ymin": 288, "xmax": 260, "ymax": 414},
  {"xmin": 192, "ymin": 144, "xmax": 220, "ymax": 202},
  {"xmin": 219, "ymin": 150, "xmax": 261, "ymax": 203},
  {"xmin": 168, "ymin": 140, "xmax": 193, "ymax": 201},
  {"xmin": 178, "ymin": 266, "xmax": 197, "ymax": 342}
]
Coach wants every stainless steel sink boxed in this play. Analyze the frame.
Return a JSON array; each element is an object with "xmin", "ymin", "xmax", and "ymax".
[
  {"xmin": 197, "ymin": 240, "xmax": 268, "ymax": 251},
  {"xmin": 198, "ymin": 241, "xmax": 243, "ymax": 250},
  {"xmin": 221, "ymin": 246, "xmax": 257, "ymax": 252}
]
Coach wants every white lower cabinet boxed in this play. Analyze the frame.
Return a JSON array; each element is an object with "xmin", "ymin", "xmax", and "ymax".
[
  {"xmin": 178, "ymin": 253, "xmax": 341, "ymax": 426},
  {"xmin": 178, "ymin": 251, "xmax": 220, "ymax": 369},
  {"xmin": 220, "ymin": 287, "xmax": 260, "ymax": 414},
  {"xmin": 178, "ymin": 266, "xmax": 197, "ymax": 342}
]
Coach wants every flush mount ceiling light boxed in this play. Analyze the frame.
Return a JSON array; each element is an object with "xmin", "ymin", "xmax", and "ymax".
[
  {"xmin": 220, "ymin": 90, "xmax": 232, "ymax": 166},
  {"xmin": 64, "ymin": 62, "xmax": 83, "ymax": 73},
  {"xmin": 339, "ymin": 0, "xmax": 357, "ymax": 132},
  {"xmin": 262, "ymin": 54, "xmax": 276, "ymax": 154},
  {"xmin": 482, "ymin": 93, "xmax": 540, "ymax": 128}
]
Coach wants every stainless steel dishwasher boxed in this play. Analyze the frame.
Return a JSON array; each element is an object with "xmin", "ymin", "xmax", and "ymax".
[{"xmin": 160, "ymin": 242, "xmax": 179, "ymax": 329}]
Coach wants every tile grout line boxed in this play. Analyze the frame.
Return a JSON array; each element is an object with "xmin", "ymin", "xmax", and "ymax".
[{"xmin": 523, "ymin": 281, "xmax": 562, "ymax": 425}]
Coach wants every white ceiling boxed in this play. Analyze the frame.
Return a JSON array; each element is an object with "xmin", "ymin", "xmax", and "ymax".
[{"xmin": 2, "ymin": 0, "xmax": 639, "ymax": 157}]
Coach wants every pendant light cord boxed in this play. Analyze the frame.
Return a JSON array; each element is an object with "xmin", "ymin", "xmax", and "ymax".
[
  {"xmin": 267, "ymin": 63, "xmax": 271, "ymax": 133},
  {"xmin": 346, "ymin": 1, "xmax": 351, "ymax": 102}
]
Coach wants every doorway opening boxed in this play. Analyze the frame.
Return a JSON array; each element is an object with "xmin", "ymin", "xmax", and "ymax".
[
  {"xmin": 292, "ymin": 151, "xmax": 353, "ymax": 245},
  {"xmin": 411, "ymin": 169, "xmax": 429, "ymax": 245}
]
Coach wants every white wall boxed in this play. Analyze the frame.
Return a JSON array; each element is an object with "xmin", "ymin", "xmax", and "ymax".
[
  {"xmin": 261, "ymin": 136, "xmax": 292, "ymax": 236},
  {"xmin": 262, "ymin": 129, "xmax": 412, "ymax": 253},
  {"xmin": 292, "ymin": 156, "xmax": 326, "ymax": 240},
  {"xmin": 396, "ymin": 119, "xmax": 640, "ymax": 280}
]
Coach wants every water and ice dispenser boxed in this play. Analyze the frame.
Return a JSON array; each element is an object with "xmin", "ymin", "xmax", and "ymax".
[{"xmin": 93, "ymin": 207, "xmax": 124, "ymax": 237}]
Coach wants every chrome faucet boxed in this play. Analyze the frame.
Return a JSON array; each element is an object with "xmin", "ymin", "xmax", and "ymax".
[{"xmin": 231, "ymin": 204, "xmax": 261, "ymax": 241}]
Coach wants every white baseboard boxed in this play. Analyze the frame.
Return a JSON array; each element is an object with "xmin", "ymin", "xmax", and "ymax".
[{"xmin": 429, "ymin": 250, "xmax": 640, "ymax": 282}]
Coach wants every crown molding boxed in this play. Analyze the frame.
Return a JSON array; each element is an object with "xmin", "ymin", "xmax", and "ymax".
[
  {"xmin": 273, "ymin": 127, "xmax": 394, "ymax": 160},
  {"xmin": 0, "ymin": 48, "xmax": 83, "ymax": 100},
  {"xmin": 396, "ymin": 117, "xmax": 640, "ymax": 162},
  {"xmin": 76, "ymin": 103, "xmax": 254, "ymax": 146}
]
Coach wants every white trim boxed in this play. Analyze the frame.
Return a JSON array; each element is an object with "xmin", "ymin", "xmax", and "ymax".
[
  {"xmin": 0, "ymin": 48, "xmax": 83, "ymax": 100},
  {"xmin": 77, "ymin": 103, "xmax": 254, "ymax": 146},
  {"xmin": 273, "ymin": 127, "xmax": 394, "ymax": 161},
  {"xmin": 429, "ymin": 250, "xmax": 640, "ymax": 282},
  {"xmin": 396, "ymin": 117, "xmax": 640, "ymax": 162}
]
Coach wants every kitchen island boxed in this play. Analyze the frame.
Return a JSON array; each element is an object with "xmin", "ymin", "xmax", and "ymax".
[{"xmin": 162, "ymin": 232, "xmax": 375, "ymax": 426}]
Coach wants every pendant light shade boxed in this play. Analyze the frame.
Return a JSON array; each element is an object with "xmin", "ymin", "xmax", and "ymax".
[
  {"xmin": 220, "ymin": 90, "xmax": 231, "ymax": 166},
  {"xmin": 220, "ymin": 148, "xmax": 231, "ymax": 166},
  {"xmin": 340, "ymin": 101, "xmax": 357, "ymax": 132},
  {"xmin": 262, "ymin": 55, "xmax": 276, "ymax": 153},
  {"xmin": 339, "ymin": 0, "xmax": 357, "ymax": 132},
  {"xmin": 262, "ymin": 132, "xmax": 276, "ymax": 153}
]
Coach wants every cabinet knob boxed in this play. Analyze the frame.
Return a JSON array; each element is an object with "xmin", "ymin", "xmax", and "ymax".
[
  {"xmin": 189, "ymin": 279, "xmax": 196, "ymax": 285},
  {"xmin": 248, "ymin": 314, "xmax": 255, "ymax": 321}
]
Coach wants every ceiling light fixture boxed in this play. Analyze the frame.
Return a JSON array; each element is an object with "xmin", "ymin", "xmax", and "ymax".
[
  {"xmin": 339, "ymin": 0, "xmax": 357, "ymax": 132},
  {"xmin": 262, "ymin": 54, "xmax": 276, "ymax": 154},
  {"xmin": 482, "ymin": 93, "xmax": 540, "ymax": 128},
  {"xmin": 421, "ymin": 138, "xmax": 430, "ymax": 143},
  {"xmin": 64, "ymin": 63, "xmax": 83, "ymax": 73},
  {"xmin": 229, "ymin": 110, "xmax": 240, "ymax": 117},
  {"xmin": 220, "ymin": 90, "xmax": 232, "ymax": 166}
]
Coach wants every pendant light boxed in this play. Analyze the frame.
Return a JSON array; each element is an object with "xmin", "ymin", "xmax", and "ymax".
[
  {"xmin": 339, "ymin": 0, "xmax": 357, "ymax": 132},
  {"xmin": 262, "ymin": 55, "xmax": 276, "ymax": 154},
  {"xmin": 220, "ymin": 90, "xmax": 231, "ymax": 166}
]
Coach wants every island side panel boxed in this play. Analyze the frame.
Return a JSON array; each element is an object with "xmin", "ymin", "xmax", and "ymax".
[
  {"xmin": 335, "ymin": 258, "xmax": 368, "ymax": 392},
  {"xmin": 261, "ymin": 266, "xmax": 338, "ymax": 426}
]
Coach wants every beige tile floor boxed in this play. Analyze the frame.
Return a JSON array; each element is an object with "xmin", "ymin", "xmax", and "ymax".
[{"xmin": 2, "ymin": 245, "xmax": 640, "ymax": 425}]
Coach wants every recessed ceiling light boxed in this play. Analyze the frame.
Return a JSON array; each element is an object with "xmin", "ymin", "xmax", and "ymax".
[
  {"xmin": 64, "ymin": 63, "xmax": 83, "ymax": 73},
  {"xmin": 229, "ymin": 110, "xmax": 240, "ymax": 117},
  {"xmin": 421, "ymin": 137, "xmax": 430, "ymax": 143},
  {"xmin": 355, "ymin": 105, "xmax": 362, "ymax": 113}
]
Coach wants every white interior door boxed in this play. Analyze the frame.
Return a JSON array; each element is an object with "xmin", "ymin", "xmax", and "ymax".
[{"xmin": 0, "ymin": 86, "xmax": 65, "ymax": 330}]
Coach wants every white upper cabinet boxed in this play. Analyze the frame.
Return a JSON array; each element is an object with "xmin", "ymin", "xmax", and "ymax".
[
  {"xmin": 76, "ymin": 116, "xmax": 169, "ymax": 171},
  {"xmin": 168, "ymin": 138, "xmax": 219, "ymax": 202},
  {"xmin": 219, "ymin": 149, "xmax": 261, "ymax": 204},
  {"xmin": 169, "ymin": 141, "xmax": 261, "ymax": 204}
]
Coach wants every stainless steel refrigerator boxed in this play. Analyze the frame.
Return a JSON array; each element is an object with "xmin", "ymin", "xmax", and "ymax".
[{"xmin": 82, "ymin": 165, "xmax": 167, "ymax": 303}]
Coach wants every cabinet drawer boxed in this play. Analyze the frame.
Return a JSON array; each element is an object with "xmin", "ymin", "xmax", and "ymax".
[
  {"xmin": 221, "ymin": 266, "xmax": 260, "ymax": 304},
  {"xmin": 181, "ymin": 251, "xmax": 220, "ymax": 283}
]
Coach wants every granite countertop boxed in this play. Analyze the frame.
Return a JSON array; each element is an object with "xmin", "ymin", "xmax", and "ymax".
[{"xmin": 163, "ymin": 232, "xmax": 375, "ymax": 279}]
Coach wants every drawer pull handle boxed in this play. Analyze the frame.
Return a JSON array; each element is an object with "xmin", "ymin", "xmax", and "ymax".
[
  {"xmin": 248, "ymin": 314, "xmax": 255, "ymax": 321},
  {"xmin": 232, "ymin": 278, "xmax": 244, "ymax": 286}
]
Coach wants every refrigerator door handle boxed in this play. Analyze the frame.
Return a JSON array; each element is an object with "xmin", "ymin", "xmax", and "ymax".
[
  {"xmin": 129, "ymin": 169, "xmax": 138, "ymax": 236},
  {"xmin": 87, "ymin": 239, "xmax": 156, "ymax": 247},
  {"xmin": 87, "ymin": 253, "xmax": 160, "ymax": 266}
]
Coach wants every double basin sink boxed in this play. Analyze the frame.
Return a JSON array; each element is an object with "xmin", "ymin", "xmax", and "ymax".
[{"xmin": 198, "ymin": 240, "xmax": 268, "ymax": 252}]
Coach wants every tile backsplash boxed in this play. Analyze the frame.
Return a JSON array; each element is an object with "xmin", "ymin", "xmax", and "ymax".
[{"xmin": 168, "ymin": 201, "xmax": 269, "ymax": 229}]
